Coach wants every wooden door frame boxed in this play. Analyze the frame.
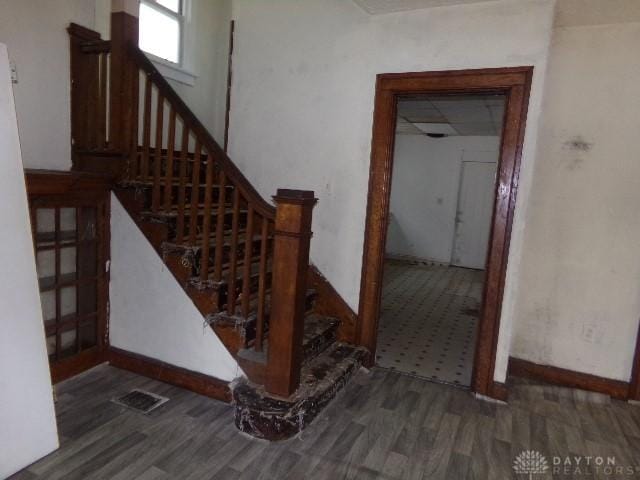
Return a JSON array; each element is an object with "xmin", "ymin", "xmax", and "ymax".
[
  {"xmin": 629, "ymin": 325, "xmax": 640, "ymax": 400},
  {"xmin": 356, "ymin": 67, "xmax": 534, "ymax": 399}
]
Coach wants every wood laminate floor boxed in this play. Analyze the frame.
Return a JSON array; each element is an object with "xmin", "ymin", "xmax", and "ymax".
[
  {"xmin": 378, "ymin": 260, "xmax": 483, "ymax": 386},
  {"xmin": 10, "ymin": 364, "xmax": 640, "ymax": 479}
]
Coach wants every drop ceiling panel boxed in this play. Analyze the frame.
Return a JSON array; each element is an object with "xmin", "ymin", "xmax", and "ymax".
[
  {"xmin": 414, "ymin": 123, "xmax": 459, "ymax": 135},
  {"xmin": 396, "ymin": 95, "xmax": 505, "ymax": 136},
  {"xmin": 396, "ymin": 117, "xmax": 424, "ymax": 135},
  {"xmin": 451, "ymin": 122, "xmax": 498, "ymax": 136},
  {"xmin": 353, "ymin": 0, "xmax": 496, "ymax": 15},
  {"xmin": 431, "ymin": 103, "xmax": 493, "ymax": 123}
]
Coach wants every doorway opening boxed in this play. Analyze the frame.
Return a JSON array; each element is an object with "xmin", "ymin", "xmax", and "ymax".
[
  {"xmin": 357, "ymin": 67, "xmax": 533, "ymax": 399},
  {"xmin": 377, "ymin": 94, "xmax": 505, "ymax": 388}
]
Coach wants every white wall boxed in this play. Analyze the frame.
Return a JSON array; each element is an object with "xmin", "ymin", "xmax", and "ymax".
[
  {"xmin": 386, "ymin": 134, "xmax": 499, "ymax": 264},
  {"xmin": 228, "ymin": 0, "xmax": 556, "ymax": 382},
  {"xmin": 0, "ymin": 0, "xmax": 99, "ymax": 170},
  {"xmin": 0, "ymin": 44, "xmax": 58, "ymax": 479},
  {"xmin": 509, "ymin": 18, "xmax": 640, "ymax": 381},
  {"xmin": 166, "ymin": 0, "xmax": 232, "ymax": 143},
  {"xmin": 109, "ymin": 195, "xmax": 242, "ymax": 382}
]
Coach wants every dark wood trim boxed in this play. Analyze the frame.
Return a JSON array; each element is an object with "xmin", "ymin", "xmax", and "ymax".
[
  {"xmin": 223, "ymin": 20, "xmax": 235, "ymax": 153},
  {"xmin": 109, "ymin": 347, "xmax": 232, "ymax": 402},
  {"xmin": 508, "ymin": 357, "xmax": 630, "ymax": 401},
  {"xmin": 109, "ymin": 11, "xmax": 139, "ymax": 158},
  {"xmin": 308, "ymin": 265, "xmax": 357, "ymax": 343},
  {"xmin": 25, "ymin": 169, "xmax": 112, "ymax": 196},
  {"xmin": 51, "ymin": 348, "xmax": 107, "ymax": 384},
  {"xmin": 67, "ymin": 22, "xmax": 101, "ymax": 42},
  {"xmin": 356, "ymin": 67, "xmax": 534, "ymax": 399},
  {"xmin": 629, "ymin": 324, "xmax": 640, "ymax": 400},
  {"xmin": 488, "ymin": 381, "xmax": 508, "ymax": 402}
]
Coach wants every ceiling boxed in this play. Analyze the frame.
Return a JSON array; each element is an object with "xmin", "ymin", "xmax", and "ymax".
[
  {"xmin": 396, "ymin": 95, "xmax": 505, "ymax": 137},
  {"xmin": 353, "ymin": 0, "xmax": 495, "ymax": 15},
  {"xmin": 354, "ymin": 0, "xmax": 640, "ymax": 22}
]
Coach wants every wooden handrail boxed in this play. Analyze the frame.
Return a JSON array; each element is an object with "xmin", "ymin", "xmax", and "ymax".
[{"xmin": 129, "ymin": 46, "xmax": 275, "ymax": 220}]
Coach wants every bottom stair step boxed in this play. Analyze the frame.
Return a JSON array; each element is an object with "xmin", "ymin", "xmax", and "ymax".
[
  {"xmin": 231, "ymin": 342, "xmax": 369, "ymax": 441},
  {"xmin": 302, "ymin": 314, "xmax": 339, "ymax": 362}
]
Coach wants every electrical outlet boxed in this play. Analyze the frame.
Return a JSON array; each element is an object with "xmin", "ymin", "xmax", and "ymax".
[
  {"xmin": 582, "ymin": 324, "xmax": 597, "ymax": 343},
  {"xmin": 9, "ymin": 60, "xmax": 17, "ymax": 84}
]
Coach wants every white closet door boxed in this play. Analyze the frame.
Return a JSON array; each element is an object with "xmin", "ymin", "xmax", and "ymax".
[{"xmin": 452, "ymin": 160, "xmax": 497, "ymax": 269}]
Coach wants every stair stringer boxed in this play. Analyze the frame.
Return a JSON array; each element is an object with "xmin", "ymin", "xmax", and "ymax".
[{"xmin": 109, "ymin": 193, "xmax": 244, "ymax": 382}]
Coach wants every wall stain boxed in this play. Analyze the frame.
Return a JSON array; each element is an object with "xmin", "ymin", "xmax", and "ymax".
[
  {"xmin": 562, "ymin": 136, "xmax": 593, "ymax": 171},
  {"xmin": 564, "ymin": 136, "xmax": 593, "ymax": 152}
]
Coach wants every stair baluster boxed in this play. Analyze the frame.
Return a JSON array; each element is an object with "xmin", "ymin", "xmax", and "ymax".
[
  {"xmin": 162, "ymin": 108, "xmax": 177, "ymax": 211},
  {"xmin": 174, "ymin": 127, "xmax": 189, "ymax": 244}
]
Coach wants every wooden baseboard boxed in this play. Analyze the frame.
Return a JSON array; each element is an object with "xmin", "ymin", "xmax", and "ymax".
[
  {"xmin": 488, "ymin": 381, "xmax": 508, "ymax": 401},
  {"xmin": 308, "ymin": 264, "xmax": 357, "ymax": 343},
  {"xmin": 508, "ymin": 357, "xmax": 630, "ymax": 400},
  {"xmin": 51, "ymin": 347, "xmax": 108, "ymax": 384},
  {"xmin": 109, "ymin": 347, "xmax": 231, "ymax": 403}
]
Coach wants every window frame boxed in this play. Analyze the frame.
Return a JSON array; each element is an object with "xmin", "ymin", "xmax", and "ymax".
[{"xmin": 139, "ymin": 0, "xmax": 184, "ymax": 66}]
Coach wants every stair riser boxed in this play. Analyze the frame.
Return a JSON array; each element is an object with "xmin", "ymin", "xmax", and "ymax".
[
  {"xmin": 302, "ymin": 325, "xmax": 338, "ymax": 363},
  {"xmin": 156, "ymin": 211, "xmax": 250, "ymax": 243},
  {"xmin": 213, "ymin": 289, "xmax": 316, "ymax": 348},
  {"xmin": 214, "ymin": 273, "xmax": 273, "ymax": 320},
  {"xmin": 167, "ymin": 239, "xmax": 273, "ymax": 281}
]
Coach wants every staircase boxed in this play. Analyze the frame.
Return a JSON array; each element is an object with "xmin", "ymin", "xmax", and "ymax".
[{"xmin": 67, "ymin": 21, "xmax": 367, "ymax": 440}]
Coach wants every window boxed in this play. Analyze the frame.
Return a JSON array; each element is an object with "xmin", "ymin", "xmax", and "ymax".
[{"xmin": 139, "ymin": 0, "xmax": 183, "ymax": 64}]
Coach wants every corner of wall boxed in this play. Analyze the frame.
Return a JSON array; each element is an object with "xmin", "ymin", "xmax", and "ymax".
[{"xmin": 109, "ymin": 193, "xmax": 243, "ymax": 382}]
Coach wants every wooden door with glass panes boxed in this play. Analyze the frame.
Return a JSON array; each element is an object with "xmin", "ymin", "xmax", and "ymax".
[{"xmin": 30, "ymin": 193, "xmax": 109, "ymax": 383}]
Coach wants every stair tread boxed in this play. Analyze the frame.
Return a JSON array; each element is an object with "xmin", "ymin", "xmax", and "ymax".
[
  {"xmin": 235, "ymin": 311, "xmax": 337, "ymax": 367},
  {"xmin": 302, "ymin": 314, "xmax": 339, "ymax": 344},
  {"xmin": 210, "ymin": 289, "xmax": 316, "ymax": 326},
  {"xmin": 235, "ymin": 342, "xmax": 367, "ymax": 406}
]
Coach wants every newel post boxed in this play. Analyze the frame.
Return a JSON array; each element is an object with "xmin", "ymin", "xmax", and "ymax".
[
  {"xmin": 266, "ymin": 189, "xmax": 318, "ymax": 397},
  {"xmin": 109, "ymin": 1, "xmax": 139, "ymax": 168}
]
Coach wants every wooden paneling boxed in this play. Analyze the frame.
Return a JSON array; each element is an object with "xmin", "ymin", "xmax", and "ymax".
[
  {"xmin": 25, "ymin": 169, "xmax": 111, "ymax": 197},
  {"xmin": 356, "ymin": 67, "xmax": 534, "ymax": 400}
]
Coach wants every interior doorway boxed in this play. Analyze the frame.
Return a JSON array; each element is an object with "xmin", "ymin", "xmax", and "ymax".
[
  {"xmin": 357, "ymin": 67, "xmax": 533, "ymax": 399},
  {"xmin": 377, "ymin": 94, "xmax": 505, "ymax": 388}
]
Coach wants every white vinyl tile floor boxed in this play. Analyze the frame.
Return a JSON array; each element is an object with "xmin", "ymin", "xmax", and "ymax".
[{"xmin": 376, "ymin": 260, "xmax": 484, "ymax": 387}]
